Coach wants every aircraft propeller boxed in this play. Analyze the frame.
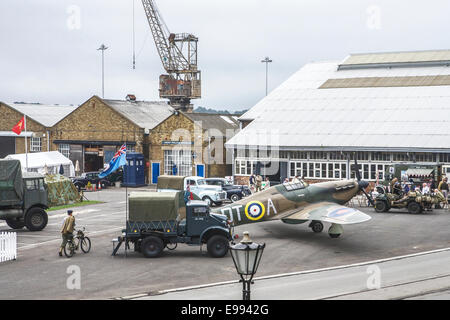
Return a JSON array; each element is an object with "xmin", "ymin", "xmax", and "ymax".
[{"xmin": 353, "ymin": 158, "xmax": 375, "ymax": 206}]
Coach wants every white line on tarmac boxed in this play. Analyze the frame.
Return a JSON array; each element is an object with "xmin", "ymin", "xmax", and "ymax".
[
  {"xmin": 145, "ymin": 246, "xmax": 450, "ymax": 298},
  {"xmin": 18, "ymin": 227, "xmax": 122, "ymax": 251}
]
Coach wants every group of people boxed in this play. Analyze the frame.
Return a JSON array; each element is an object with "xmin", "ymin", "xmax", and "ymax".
[
  {"xmin": 249, "ymin": 174, "xmax": 271, "ymax": 193},
  {"xmin": 390, "ymin": 177, "xmax": 449, "ymax": 197},
  {"xmin": 389, "ymin": 177, "xmax": 449, "ymax": 204}
]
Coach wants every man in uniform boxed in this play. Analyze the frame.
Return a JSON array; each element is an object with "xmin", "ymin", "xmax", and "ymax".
[
  {"xmin": 438, "ymin": 177, "xmax": 449, "ymax": 205},
  {"xmin": 255, "ymin": 175, "xmax": 263, "ymax": 192},
  {"xmin": 59, "ymin": 210, "xmax": 76, "ymax": 257}
]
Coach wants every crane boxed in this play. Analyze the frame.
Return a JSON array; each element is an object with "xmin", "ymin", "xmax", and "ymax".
[{"xmin": 141, "ymin": 0, "xmax": 201, "ymax": 111}]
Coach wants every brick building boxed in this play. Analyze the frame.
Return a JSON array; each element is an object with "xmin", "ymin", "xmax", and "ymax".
[
  {"xmin": 0, "ymin": 102, "xmax": 76, "ymax": 158},
  {"xmin": 52, "ymin": 95, "xmax": 174, "ymax": 176},
  {"xmin": 149, "ymin": 112, "xmax": 239, "ymax": 184}
]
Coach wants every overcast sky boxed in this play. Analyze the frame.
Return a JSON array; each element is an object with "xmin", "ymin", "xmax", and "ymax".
[{"xmin": 0, "ymin": 0, "xmax": 449, "ymax": 111}]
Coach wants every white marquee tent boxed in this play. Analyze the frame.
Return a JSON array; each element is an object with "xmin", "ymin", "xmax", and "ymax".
[{"xmin": 5, "ymin": 151, "xmax": 75, "ymax": 177}]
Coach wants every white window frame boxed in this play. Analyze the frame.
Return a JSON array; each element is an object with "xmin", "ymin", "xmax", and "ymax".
[
  {"xmin": 58, "ymin": 144, "xmax": 70, "ymax": 158},
  {"xmin": 30, "ymin": 137, "xmax": 41, "ymax": 152}
]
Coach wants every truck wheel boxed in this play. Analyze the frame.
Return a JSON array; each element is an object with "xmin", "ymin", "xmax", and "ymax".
[
  {"xmin": 202, "ymin": 196, "xmax": 213, "ymax": 207},
  {"xmin": 25, "ymin": 207, "xmax": 48, "ymax": 231},
  {"xmin": 408, "ymin": 202, "xmax": 423, "ymax": 214},
  {"xmin": 230, "ymin": 194, "xmax": 240, "ymax": 202},
  {"xmin": 141, "ymin": 236, "xmax": 164, "ymax": 258},
  {"xmin": 6, "ymin": 219, "xmax": 25, "ymax": 230},
  {"xmin": 375, "ymin": 201, "xmax": 387, "ymax": 213},
  {"xmin": 207, "ymin": 235, "xmax": 229, "ymax": 258}
]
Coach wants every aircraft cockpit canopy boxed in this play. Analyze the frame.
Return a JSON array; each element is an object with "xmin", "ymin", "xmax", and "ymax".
[{"xmin": 283, "ymin": 182, "xmax": 306, "ymax": 191}]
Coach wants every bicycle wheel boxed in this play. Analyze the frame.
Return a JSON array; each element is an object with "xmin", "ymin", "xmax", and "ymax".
[
  {"xmin": 64, "ymin": 241, "xmax": 75, "ymax": 258},
  {"xmin": 80, "ymin": 237, "xmax": 91, "ymax": 253}
]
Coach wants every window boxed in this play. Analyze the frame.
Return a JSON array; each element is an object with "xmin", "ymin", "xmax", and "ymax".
[
  {"xmin": 58, "ymin": 144, "xmax": 70, "ymax": 158},
  {"xmin": 30, "ymin": 137, "xmax": 41, "ymax": 152},
  {"xmin": 164, "ymin": 149, "xmax": 192, "ymax": 176},
  {"xmin": 26, "ymin": 179, "xmax": 38, "ymax": 191}
]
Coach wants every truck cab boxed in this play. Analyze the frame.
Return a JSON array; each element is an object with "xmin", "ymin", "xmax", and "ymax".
[
  {"xmin": 157, "ymin": 175, "xmax": 227, "ymax": 207},
  {"xmin": 0, "ymin": 160, "xmax": 49, "ymax": 231}
]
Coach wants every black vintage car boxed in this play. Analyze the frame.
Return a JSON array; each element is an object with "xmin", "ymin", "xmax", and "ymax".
[
  {"xmin": 71, "ymin": 171, "xmax": 112, "ymax": 191},
  {"xmin": 204, "ymin": 178, "xmax": 250, "ymax": 202}
]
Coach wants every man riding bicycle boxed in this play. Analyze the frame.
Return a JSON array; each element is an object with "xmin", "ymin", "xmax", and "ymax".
[{"xmin": 59, "ymin": 210, "xmax": 76, "ymax": 257}]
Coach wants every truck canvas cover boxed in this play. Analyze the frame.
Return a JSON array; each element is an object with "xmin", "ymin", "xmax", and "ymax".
[
  {"xmin": 0, "ymin": 159, "xmax": 24, "ymax": 205},
  {"xmin": 129, "ymin": 191, "xmax": 185, "ymax": 221},
  {"xmin": 157, "ymin": 175, "xmax": 185, "ymax": 191}
]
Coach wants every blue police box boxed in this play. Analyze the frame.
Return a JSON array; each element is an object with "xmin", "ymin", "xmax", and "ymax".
[{"xmin": 122, "ymin": 152, "xmax": 146, "ymax": 187}]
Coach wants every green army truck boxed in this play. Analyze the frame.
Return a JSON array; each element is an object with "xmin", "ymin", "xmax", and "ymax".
[
  {"xmin": 0, "ymin": 160, "xmax": 49, "ymax": 231},
  {"xmin": 112, "ymin": 191, "xmax": 233, "ymax": 258}
]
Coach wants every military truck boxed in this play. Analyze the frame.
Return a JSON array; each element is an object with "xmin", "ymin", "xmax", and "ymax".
[
  {"xmin": 374, "ymin": 185, "xmax": 446, "ymax": 214},
  {"xmin": 0, "ymin": 160, "xmax": 49, "ymax": 231},
  {"xmin": 112, "ymin": 191, "xmax": 233, "ymax": 258}
]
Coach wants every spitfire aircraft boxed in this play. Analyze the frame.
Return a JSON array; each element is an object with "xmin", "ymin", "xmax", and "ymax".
[{"xmin": 211, "ymin": 168, "xmax": 373, "ymax": 238}]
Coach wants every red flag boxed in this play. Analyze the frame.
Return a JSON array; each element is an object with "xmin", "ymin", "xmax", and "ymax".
[{"xmin": 12, "ymin": 116, "xmax": 25, "ymax": 135}]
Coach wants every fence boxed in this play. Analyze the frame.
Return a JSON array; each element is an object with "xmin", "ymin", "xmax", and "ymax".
[{"xmin": 0, "ymin": 232, "xmax": 17, "ymax": 263}]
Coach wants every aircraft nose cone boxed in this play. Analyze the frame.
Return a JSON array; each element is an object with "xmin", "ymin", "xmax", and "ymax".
[{"xmin": 358, "ymin": 180, "xmax": 369, "ymax": 190}]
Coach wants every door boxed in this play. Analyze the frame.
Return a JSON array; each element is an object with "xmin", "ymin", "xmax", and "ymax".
[
  {"xmin": 187, "ymin": 206, "xmax": 210, "ymax": 237},
  {"xmin": 152, "ymin": 163, "xmax": 160, "ymax": 184},
  {"xmin": 196, "ymin": 164, "xmax": 205, "ymax": 177}
]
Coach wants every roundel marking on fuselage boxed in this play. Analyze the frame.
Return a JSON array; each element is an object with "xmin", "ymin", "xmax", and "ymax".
[{"xmin": 245, "ymin": 201, "xmax": 266, "ymax": 221}]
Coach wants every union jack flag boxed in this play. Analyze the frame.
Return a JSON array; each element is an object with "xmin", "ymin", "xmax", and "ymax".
[
  {"xmin": 99, "ymin": 143, "xmax": 127, "ymax": 178},
  {"xmin": 112, "ymin": 144, "xmax": 127, "ymax": 160}
]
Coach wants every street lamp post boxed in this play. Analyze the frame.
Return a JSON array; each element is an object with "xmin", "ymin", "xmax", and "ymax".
[
  {"xmin": 261, "ymin": 57, "xmax": 273, "ymax": 96},
  {"xmin": 97, "ymin": 44, "xmax": 109, "ymax": 98},
  {"xmin": 229, "ymin": 231, "xmax": 265, "ymax": 300}
]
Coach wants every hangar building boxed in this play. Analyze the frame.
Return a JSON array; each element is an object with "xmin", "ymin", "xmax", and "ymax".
[{"xmin": 226, "ymin": 50, "xmax": 450, "ymax": 185}]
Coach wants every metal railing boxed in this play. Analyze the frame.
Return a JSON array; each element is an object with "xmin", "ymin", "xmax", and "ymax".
[{"xmin": 0, "ymin": 232, "xmax": 17, "ymax": 263}]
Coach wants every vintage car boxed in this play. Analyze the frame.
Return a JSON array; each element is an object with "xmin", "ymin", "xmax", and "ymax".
[
  {"xmin": 204, "ymin": 178, "xmax": 250, "ymax": 202},
  {"xmin": 157, "ymin": 176, "xmax": 228, "ymax": 207}
]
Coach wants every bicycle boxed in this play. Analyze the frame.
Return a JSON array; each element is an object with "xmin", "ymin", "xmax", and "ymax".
[{"xmin": 64, "ymin": 227, "xmax": 91, "ymax": 258}]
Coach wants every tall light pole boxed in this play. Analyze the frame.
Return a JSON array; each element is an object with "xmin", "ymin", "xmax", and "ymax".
[
  {"xmin": 261, "ymin": 57, "xmax": 272, "ymax": 96},
  {"xmin": 97, "ymin": 44, "xmax": 108, "ymax": 98}
]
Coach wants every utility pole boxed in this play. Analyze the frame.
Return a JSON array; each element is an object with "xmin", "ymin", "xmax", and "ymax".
[
  {"xmin": 97, "ymin": 44, "xmax": 108, "ymax": 98},
  {"xmin": 261, "ymin": 57, "xmax": 272, "ymax": 96}
]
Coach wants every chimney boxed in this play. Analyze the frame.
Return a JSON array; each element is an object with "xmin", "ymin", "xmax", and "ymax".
[{"xmin": 126, "ymin": 94, "xmax": 137, "ymax": 102}]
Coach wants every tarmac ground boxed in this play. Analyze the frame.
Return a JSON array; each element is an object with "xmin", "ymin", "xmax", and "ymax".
[{"xmin": 1, "ymin": 187, "xmax": 450, "ymax": 300}]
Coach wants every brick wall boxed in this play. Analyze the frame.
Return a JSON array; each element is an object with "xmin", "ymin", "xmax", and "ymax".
[
  {"xmin": 0, "ymin": 103, "xmax": 49, "ymax": 154},
  {"xmin": 51, "ymin": 96, "xmax": 145, "ymax": 153},
  {"xmin": 149, "ymin": 112, "xmax": 230, "ymax": 179}
]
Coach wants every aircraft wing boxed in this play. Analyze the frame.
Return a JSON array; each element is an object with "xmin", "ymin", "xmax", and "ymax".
[{"xmin": 281, "ymin": 202, "xmax": 371, "ymax": 225}]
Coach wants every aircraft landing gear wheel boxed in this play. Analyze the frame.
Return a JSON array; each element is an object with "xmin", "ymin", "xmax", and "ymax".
[
  {"xmin": 309, "ymin": 221, "xmax": 324, "ymax": 233},
  {"xmin": 329, "ymin": 233, "xmax": 341, "ymax": 239},
  {"xmin": 408, "ymin": 201, "xmax": 423, "ymax": 214}
]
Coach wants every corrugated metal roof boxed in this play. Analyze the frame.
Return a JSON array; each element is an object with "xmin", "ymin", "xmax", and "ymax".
[
  {"xmin": 183, "ymin": 113, "xmax": 239, "ymax": 134},
  {"xmin": 5, "ymin": 103, "xmax": 78, "ymax": 127},
  {"xmin": 339, "ymin": 50, "xmax": 450, "ymax": 69},
  {"xmin": 104, "ymin": 100, "xmax": 174, "ymax": 131},
  {"xmin": 320, "ymin": 75, "xmax": 450, "ymax": 88},
  {"xmin": 230, "ymin": 58, "xmax": 450, "ymax": 151}
]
